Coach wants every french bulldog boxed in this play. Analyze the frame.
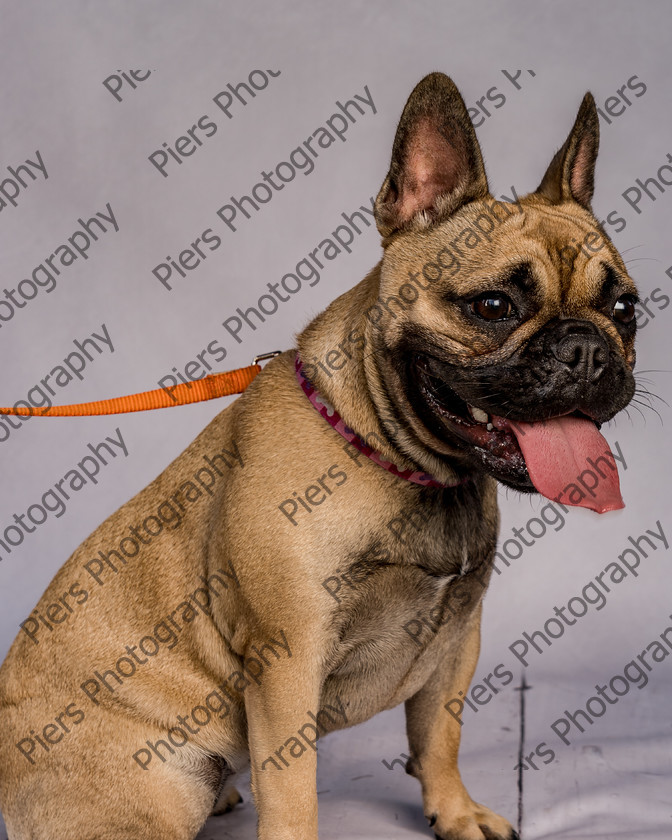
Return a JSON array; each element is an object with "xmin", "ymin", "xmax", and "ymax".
[{"xmin": 0, "ymin": 72, "xmax": 637, "ymax": 840}]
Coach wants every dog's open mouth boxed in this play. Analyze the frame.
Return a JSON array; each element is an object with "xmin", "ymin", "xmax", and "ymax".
[
  {"xmin": 413, "ymin": 356, "xmax": 530, "ymax": 482},
  {"xmin": 412, "ymin": 355, "xmax": 625, "ymax": 513}
]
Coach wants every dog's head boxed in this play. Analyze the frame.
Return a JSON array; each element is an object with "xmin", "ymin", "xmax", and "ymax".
[{"xmin": 367, "ymin": 73, "xmax": 638, "ymax": 512}]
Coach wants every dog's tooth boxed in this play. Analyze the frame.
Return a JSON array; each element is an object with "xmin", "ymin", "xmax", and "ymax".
[
  {"xmin": 468, "ymin": 404, "xmax": 489, "ymax": 424},
  {"xmin": 486, "ymin": 422, "xmax": 494, "ymax": 431}
]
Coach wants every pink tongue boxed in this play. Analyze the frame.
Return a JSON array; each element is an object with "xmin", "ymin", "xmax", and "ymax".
[{"xmin": 506, "ymin": 416, "xmax": 624, "ymax": 513}]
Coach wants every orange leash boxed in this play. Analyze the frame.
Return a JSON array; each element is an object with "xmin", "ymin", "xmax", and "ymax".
[{"xmin": 0, "ymin": 352, "xmax": 281, "ymax": 417}]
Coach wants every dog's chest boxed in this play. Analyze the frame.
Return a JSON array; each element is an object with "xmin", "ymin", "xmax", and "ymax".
[{"xmin": 321, "ymin": 491, "xmax": 497, "ymax": 724}]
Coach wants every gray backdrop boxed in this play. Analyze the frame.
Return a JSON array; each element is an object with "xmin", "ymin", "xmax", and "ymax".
[{"xmin": 1, "ymin": 2, "xmax": 671, "ymax": 838}]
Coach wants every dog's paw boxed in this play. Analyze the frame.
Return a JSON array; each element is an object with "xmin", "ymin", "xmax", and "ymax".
[
  {"xmin": 426, "ymin": 800, "xmax": 517, "ymax": 840},
  {"xmin": 211, "ymin": 783, "xmax": 244, "ymax": 816}
]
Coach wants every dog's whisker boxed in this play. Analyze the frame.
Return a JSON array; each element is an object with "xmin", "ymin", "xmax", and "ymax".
[
  {"xmin": 633, "ymin": 385, "xmax": 669, "ymax": 407},
  {"xmin": 618, "ymin": 244, "xmax": 647, "ymax": 254},
  {"xmin": 623, "ymin": 256, "xmax": 658, "ymax": 265},
  {"xmin": 630, "ymin": 397, "xmax": 665, "ymax": 424}
]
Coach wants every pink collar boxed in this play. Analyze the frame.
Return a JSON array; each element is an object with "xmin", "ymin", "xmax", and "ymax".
[{"xmin": 295, "ymin": 356, "xmax": 460, "ymax": 489}]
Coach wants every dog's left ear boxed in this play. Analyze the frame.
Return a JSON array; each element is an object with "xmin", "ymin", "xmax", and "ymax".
[
  {"xmin": 374, "ymin": 72, "xmax": 489, "ymax": 237},
  {"xmin": 536, "ymin": 93, "xmax": 600, "ymax": 209}
]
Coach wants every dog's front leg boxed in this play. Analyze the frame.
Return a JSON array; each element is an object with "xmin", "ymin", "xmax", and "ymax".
[
  {"xmin": 405, "ymin": 605, "xmax": 517, "ymax": 840},
  {"xmin": 245, "ymin": 645, "xmax": 321, "ymax": 840}
]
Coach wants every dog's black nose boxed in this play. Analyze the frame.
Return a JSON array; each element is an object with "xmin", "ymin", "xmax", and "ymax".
[{"xmin": 551, "ymin": 320, "xmax": 608, "ymax": 382}]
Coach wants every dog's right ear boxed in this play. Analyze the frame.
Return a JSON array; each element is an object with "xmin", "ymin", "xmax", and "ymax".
[{"xmin": 374, "ymin": 72, "xmax": 489, "ymax": 238}]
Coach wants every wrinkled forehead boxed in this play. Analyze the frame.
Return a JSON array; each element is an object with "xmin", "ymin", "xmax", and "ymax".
[
  {"xmin": 383, "ymin": 197, "xmax": 637, "ymax": 304},
  {"xmin": 504, "ymin": 202, "xmax": 637, "ymax": 304}
]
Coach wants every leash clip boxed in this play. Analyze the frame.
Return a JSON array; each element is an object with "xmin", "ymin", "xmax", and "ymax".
[{"xmin": 253, "ymin": 350, "xmax": 282, "ymax": 366}]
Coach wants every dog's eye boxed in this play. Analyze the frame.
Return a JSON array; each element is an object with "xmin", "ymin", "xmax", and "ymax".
[
  {"xmin": 471, "ymin": 294, "xmax": 514, "ymax": 321},
  {"xmin": 612, "ymin": 295, "xmax": 636, "ymax": 325}
]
